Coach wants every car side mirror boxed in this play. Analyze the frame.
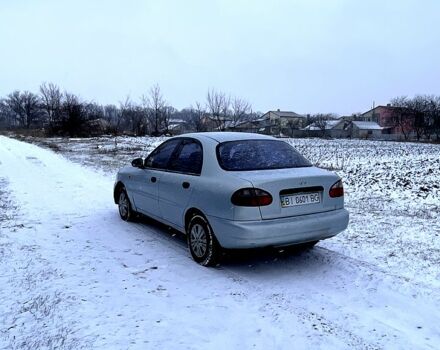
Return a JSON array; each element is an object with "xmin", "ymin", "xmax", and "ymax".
[{"xmin": 131, "ymin": 158, "xmax": 144, "ymax": 168}]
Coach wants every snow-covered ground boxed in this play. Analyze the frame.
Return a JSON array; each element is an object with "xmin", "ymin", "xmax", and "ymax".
[{"xmin": 1, "ymin": 135, "xmax": 439, "ymax": 349}]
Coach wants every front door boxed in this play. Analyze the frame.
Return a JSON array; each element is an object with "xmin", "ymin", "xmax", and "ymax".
[
  {"xmin": 134, "ymin": 138, "xmax": 182, "ymax": 217},
  {"xmin": 130, "ymin": 168, "xmax": 162, "ymax": 218}
]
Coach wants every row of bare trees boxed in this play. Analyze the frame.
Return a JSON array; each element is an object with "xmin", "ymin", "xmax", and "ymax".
[
  {"xmin": 5, "ymin": 85, "xmax": 437, "ymax": 141},
  {"xmin": 0, "ymin": 84, "xmax": 255, "ymax": 137},
  {"xmin": 0, "ymin": 83, "xmax": 174, "ymax": 137},
  {"xmin": 390, "ymin": 95, "xmax": 440, "ymax": 141},
  {"xmin": 205, "ymin": 89, "xmax": 253, "ymax": 131}
]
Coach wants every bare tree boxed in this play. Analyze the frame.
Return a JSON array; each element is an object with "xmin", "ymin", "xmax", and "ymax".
[
  {"xmin": 309, "ymin": 113, "xmax": 336, "ymax": 136},
  {"xmin": 131, "ymin": 108, "xmax": 145, "ymax": 136},
  {"xmin": 103, "ymin": 104, "xmax": 122, "ymax": 147},
  {"xmin": 206, "ymin": 88, "xmax": 230, "ymax": 131},
  {"xmin": 147, "ymin": 84, "xmax": 166, "ymax": 136},
  {"xmin": 286, "ymin": 119, "xmax": 302, "ymax": 136},
  {"xmin": 162, "ymin": 105, "xmax": 175, "ymax": 135},
  {"xmin": 61, "ymin": 92, "xmax": 86, "ymax": 136},
  {"xmin": 22, "ymin": 91, "xmax": 42, "ymax": 128},
  {"xmin": 139, "ymin": 95, "xmax": 151, "ymax": 135},
  {"xmin": 314, "ymin": 115, "xmax": 328, "ymax": 134},
  {"xmin": 187, "ymin": 102, "xmax": 207, "ymax": 132},
  {"xmin": 4, "ymin": 91, "xmax": 41, "ymax": 128},
  {"xmin": 39, "ymin": 82, "xmax": 62, "ymax": 129},
  {"xmin": 119, "ymin": 96, "xmax": 142, "ymax": 135},
  {"xmin": 408, "ymin": 96, "xmax": 430, "ymax": 141},
  {"xmin": 390, "ymin": 96, "xmax": 416, "ymax": 140},
  {"xmin": 426, "ymin": 95, "xmax": 440, "ymax": 140},
  {"xmin": 0, "ymin": 99, "xmax": 13, "ymax": 128},
  {"xmin": 230, "ymin": 97, "xmax": 251, "ymax": 128},
  {"xmin": 4, "ymin": 91, "xmax": 26, "ymax": 127},
  {"xmin": 86, "ymin": 102, "xmax": 103, "ymax": 119}
]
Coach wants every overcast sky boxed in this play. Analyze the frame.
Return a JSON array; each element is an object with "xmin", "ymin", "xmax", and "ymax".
[{"xmin": 1, "ymin": 0, "xmax": 439, "ymax": 115}]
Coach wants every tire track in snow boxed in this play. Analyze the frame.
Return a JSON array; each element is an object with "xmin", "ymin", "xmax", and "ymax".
[
  {"xmin": 220, "ymin": 246, "xmax": 439, "ymax": 349},
  {"xmin": 128, "ymin": 220, "xmax": 399, "ymax": 349},
  {"xmin": 128, "ymin": 212, "xmax": 439, "ymax": 349}
]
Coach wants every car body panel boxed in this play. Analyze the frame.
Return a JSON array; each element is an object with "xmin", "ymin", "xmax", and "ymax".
[{"xmin": 188, "ymin": 174, "xmax": 261, "ymax": 221}]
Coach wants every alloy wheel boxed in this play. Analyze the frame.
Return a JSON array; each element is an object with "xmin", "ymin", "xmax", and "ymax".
[
  {"xmin": 119, "ymin": 192, "xmax": 129, "ymax": 218},
  {"xmin": 190, "ymin": 223, "xmax": 207, "ymax": 258}
]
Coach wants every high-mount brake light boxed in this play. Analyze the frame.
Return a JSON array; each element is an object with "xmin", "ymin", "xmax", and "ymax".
[
  {"xmin": 329, "ymin": 179, "xmax": 344, "ymax": 198},
  {"xmin": 231, "ymin": 188, "xmax": 273, "ymax": 207}
]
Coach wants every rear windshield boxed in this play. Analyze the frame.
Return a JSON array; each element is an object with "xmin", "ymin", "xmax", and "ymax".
[{"xmin": 217, "ymin": 140, "xmax": 312, "ymax": 171}]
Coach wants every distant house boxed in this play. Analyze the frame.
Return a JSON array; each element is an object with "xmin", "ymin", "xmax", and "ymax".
[
  {"xmin": 348, "ymin": 121, "xmax": 383, "ymax": 138},
  {"xmin": 218, "ymin": 109, "xmax": 307, "ymax": 135},
  {"xmin": 301, "ymin": 118, "xmax": 384, "ymax": 139},
  {"xmin": 358, "ymin": 105, "xmax": 414, "ymax": 136},
  {"xmin": 222, "ymin": 119, "xmax": 254, "ymax": 132},
  {"xmin": 168, "ymin": 118, "xmax": 190, "ymax": 135},
  {"xmin": 303, "ymin": 119, "xmax": 346, "ymax": 131},
  {"xmin": 201, "ymin": 115, "xmax": 232, "ymax": 132},
  {"xmin": 257, "ymin": 110, "xmax": 308, "ymax": 135}
]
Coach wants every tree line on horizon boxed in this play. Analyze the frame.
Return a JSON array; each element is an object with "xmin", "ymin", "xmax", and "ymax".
[
  {"xmin": 1, "ymin": 83, "xmax": 439, "ymax": 140},
  {"xmin": 386, "ymin": 95, "xmax": 440, "ymax": 141},
  {"xmin": 0, "ymin": 83, "xmax": 260, "ymax": 137}
]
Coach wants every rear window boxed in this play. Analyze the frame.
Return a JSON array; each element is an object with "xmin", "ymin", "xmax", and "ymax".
[{"xmin": 217, "ymin": 140, "xmax": 312, "ymax": 171}]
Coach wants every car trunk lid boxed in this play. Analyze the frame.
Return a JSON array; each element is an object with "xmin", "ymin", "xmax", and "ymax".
[{"xmin": 231, "ymin": 167, "xmax": 341, "ymax": 219}]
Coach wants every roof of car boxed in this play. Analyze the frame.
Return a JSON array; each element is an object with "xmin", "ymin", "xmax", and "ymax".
[{"xmin": 179, "ymin": 132, "xmax": 276, "ymax": 143}]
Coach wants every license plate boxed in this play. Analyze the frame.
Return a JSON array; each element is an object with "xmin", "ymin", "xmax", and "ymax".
[{"xmin": 280, "ymin": 192, "xmax": 321, "ymax": 208}]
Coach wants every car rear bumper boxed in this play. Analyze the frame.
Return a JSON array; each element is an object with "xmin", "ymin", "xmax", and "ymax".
[{"xmin": 207, "ymin": 208, "xmax": 349, "ymax": 249}]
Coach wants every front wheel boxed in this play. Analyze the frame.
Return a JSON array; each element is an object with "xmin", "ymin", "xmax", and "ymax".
[
  {"xmin": 187, "ymin": 215, "xmax": 221, "ymax": 266},
  {"xmin": 118, "ymin": 188, "xmax": 135, "ymax": 221}
]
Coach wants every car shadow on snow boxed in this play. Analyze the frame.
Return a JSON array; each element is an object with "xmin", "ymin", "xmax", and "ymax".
[{"xmin": 132, "ymin": 213, "xmax": 336, "ymax": 272}]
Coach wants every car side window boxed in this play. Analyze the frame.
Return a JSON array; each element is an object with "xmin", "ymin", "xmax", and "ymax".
[
  {"xmin": 145, "ymin": 139, "xmax": 181, "ymax": 170},
  {"xmin": 168, "ymin": 140, "xmax": 203, "ymax": 175}
]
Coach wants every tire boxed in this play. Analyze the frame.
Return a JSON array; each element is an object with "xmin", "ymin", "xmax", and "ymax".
[
  {"xmin": 187, "ymin": 215, "xmax": 221, "ymax": 266},
  {"xmin": 118, "ymin": 188, "xmax": 135, "ymax": 221}
]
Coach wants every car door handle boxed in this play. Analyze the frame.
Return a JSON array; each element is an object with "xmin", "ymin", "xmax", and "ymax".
[
  {"xmin": 182, "ymin": 181, "xmax": 190, "ymax": 189},
  {"xmin": 151, "ymin": 176, "xmax": 157, "ymax": 183}
]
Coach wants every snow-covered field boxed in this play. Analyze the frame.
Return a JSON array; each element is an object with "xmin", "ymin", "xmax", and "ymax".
[{"xmin": 1, "ymin": 134, "xmax": 439, "ymax": 349}]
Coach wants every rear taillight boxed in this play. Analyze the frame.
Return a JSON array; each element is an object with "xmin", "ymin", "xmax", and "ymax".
[
  {"xmin": 231, "ymin": 188, "xmax": 273, "ymax": 207},
  {"xmin": 329, "ymin": 179, "xmax": 344, "ymax": 198}
]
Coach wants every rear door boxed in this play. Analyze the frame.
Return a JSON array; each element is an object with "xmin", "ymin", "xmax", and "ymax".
[
  {"xmin": 158, "ymin": 138, "xmax": 203, "ymax": 229},
  {"xmin": 132, "ymin": 139, "xmax": 181, "ymax": 217}
]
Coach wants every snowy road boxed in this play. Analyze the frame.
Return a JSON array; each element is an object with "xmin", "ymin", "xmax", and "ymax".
[{"xmin": 0, "ymin": 136, "xmax": 439, "ymax": 349}]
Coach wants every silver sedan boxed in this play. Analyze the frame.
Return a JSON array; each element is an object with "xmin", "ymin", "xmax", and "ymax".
[{"xmin": 114, "ymin": 132, "xmax": 349, "ymax": 266}]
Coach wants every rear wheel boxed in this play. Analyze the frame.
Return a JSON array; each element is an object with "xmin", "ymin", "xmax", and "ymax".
[
  {"xmin": 187, "ymin": 215, "xmax": 221, "ymax": 266},
  {"xmin": 118, "ymin": 188, "xmax": 134, "ymax": 221}
]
